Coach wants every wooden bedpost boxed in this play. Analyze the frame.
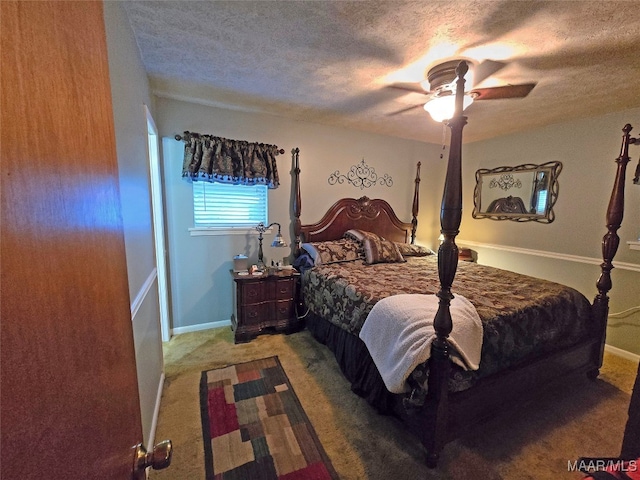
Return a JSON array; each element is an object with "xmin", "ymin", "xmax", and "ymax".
[
  {"xmin": 292, "ymin": 148, "xmax": 302, "ymax": 256},
  {"xmin": 425, "ymin": 61, "xmax": 469, "ymax": 468},
  {"xmin": 411, "ymin": 162, "xmax": 421, "ymax": 243},
  {"xmin": 591, "ymin": 124, "xmax": 634, "ymax": 377}
]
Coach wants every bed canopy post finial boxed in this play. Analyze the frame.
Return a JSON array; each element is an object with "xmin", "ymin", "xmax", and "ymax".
[
  {"xmin": 411, "ymin": 162, "xmax": 421, "ymax": 244},
  {"xmin": 292, "ymin": 148, "xmax": 302, "ymax": 256},
  {"xmin": 593, "ymin": 124, "xmax": 632, "ymax": 360},
  {"xmin": 425, "ymin": 60, "xmax": 469, "ymax": 468}
]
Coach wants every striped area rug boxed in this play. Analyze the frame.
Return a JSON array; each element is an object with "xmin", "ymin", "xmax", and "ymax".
[{"xmin": 200, "ymin": 356, "xmax": 339, "ymax": 479}]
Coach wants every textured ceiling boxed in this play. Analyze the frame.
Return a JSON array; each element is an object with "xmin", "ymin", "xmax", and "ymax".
[{"xmin": 123, "ymin": 1, "xmax": 640, "ymax": 144}]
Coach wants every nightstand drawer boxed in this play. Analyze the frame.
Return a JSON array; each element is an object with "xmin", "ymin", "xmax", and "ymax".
[
  {"xmin": 274, "ymin": 299, "xmax": 294, "ymax": 320},
  {"xmin": 240, "ymin": 282, "xmax": 268, "ymax": 304},
  {"xmin": 274, "ymin": 278, "xmax": 294, "ymax": 300},
  {"xmin": 239, "ymin": 303, "xmax": 269, "ymax": 325}
]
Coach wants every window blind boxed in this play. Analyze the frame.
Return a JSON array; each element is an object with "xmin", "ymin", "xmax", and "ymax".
[
  {"xmin": 193, "ymin": 182, "xmax": 268, "ymax": 227},
  {"xmin": 536, "ymin": 190, "xmax": 548, "ymax": 215}
]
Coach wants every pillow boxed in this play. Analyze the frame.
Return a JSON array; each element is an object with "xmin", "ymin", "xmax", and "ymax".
[
  {"xmin": 344, "ymin": 229, "xmax": 405, "ymax": 265},
  {"xmin": 343, "ymin": 229, "xmax": 366, "ymax": 242},
  {"xmin": 393, "ymin": 242, "xmax": 434, "ymax": 257},
  {"xmin": 301, "ymin": 238, "xmax": 363, "ymax": 265}
]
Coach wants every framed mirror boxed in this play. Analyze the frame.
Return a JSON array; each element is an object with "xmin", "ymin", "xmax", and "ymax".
[{"xmin": 472, "ymin": 161, "xmax": 562, "ymax": 223}]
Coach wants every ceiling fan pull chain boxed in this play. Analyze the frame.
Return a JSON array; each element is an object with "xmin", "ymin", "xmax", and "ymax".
[{"xmin": 440, "ymin": 123, "xmax": 447, "ymax": 159}]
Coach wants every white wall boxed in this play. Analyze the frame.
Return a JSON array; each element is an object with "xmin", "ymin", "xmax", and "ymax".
[
  {"xmin": 460, "ymin": 108, "xmax": 640, "ymax": 355},
  {"xmin": 156, "ymin": 97, "xmax": 442, "ymax": 329},
  {"xmin": 103, "ymin": 2, "xmax": 164, "ymax": 446}
]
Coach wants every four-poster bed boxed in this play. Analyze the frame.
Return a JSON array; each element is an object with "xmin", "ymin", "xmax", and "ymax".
[{"xmin": 291, "ymin": 61, "xmax": 633, "ymax": 467}]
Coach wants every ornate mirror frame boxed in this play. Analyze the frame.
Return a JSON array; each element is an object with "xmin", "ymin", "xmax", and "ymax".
[{"xmin": 472, "ymin": 161, "xmax": 562, "ymax": 223}]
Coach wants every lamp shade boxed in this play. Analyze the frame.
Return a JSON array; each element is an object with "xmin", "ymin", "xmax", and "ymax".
[
  {"xmin": 424, "ymin": 93, "xmax": 474, "ymax": 122},
  {"xmin": 271, "ymin": 232, "xmax": 287, "ymax": 248}
]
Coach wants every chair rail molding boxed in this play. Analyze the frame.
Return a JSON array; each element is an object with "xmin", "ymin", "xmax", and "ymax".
[
  {"xmin": 457, "ymin": 240, "xmax": 640, "ymax": 273},
  {"xmin": 131, "ymin": 268, "xmax": 158, "ymax": 320}
]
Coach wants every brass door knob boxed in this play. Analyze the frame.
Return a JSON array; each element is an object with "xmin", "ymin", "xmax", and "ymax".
[{"xmin": 132, "ymin": 440, "xmax": 172, "ymax": 478}]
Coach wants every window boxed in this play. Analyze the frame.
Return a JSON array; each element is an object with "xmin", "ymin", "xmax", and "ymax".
[
  {"xmin": 535, "ymin": 189, "xmax": 548, "ymax": 215},
  {"xmin": 192, "ymin": 182, "xmax": 268, "ymax": 228}
]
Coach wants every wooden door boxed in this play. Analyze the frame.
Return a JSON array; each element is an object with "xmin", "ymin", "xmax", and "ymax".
[{"xmin": 1, "ymin": 2, "xmax": 145, "ymax": 478}]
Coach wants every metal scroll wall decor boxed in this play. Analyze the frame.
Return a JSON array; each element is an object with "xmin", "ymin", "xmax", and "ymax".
[
  {"xmin": 489, "ymin": 174, "xmax": 522, "ymax": 191},
  {"xmin": 328, "ymin": 158, "xmax": 393, "ymax": 189}
]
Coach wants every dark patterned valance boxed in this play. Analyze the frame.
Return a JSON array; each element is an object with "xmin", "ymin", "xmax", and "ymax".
[{"xmin": 179, "ymin": 131, "xmax": 281, "ymax": 188}]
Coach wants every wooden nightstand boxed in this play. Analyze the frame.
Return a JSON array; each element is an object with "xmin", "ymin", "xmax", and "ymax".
[
  {"xmin": 458, "ymin": 248, "xmax": 474, "ymax": 262},
  {"xmin": 231, "ymin": 269, "xmax": 302, "ymax": 343}
]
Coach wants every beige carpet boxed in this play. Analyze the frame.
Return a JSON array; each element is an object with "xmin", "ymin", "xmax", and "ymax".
[{"xmin": 150, "ymin": 327, "xmax": 637, "ymax": 480}]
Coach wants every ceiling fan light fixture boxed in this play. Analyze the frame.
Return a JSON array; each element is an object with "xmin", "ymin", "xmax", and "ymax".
[{"xmin": 423, "ymin": 92, "xmax": 475, "ymax": 122}]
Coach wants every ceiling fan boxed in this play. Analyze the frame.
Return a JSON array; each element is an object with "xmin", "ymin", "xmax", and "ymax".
[{"xmin": 389, "ymin": 59, "xmax": 536, "ymax": 122}]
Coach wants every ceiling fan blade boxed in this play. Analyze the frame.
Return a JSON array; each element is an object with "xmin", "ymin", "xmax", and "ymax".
[
  {"xmin": 472, "ymin": 59, "xmax": 507, "ymax": 87},
  {"xmin": 386, "ymin": 82, "xmax": 429, "ymax": 95},
  {"xmin": 387, "ymin": 104, "xmax": 424, "ymax": 116},
  {"xmin": 470, "ymin": 83, "xmax": 536, "ymax": 100}
]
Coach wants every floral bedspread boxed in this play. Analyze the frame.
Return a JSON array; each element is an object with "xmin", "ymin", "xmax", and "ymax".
[{"xmin": 302, "ymin": 256, "xmax": 595, "ymax": 390}]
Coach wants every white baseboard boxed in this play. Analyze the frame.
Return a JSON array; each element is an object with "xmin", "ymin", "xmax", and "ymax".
[
  {"xmin": 171, "ymin": 319, "xmax": 231, "ymax": 336},
  {"xmin": 605, "ymin": 344, "xmax": 640, "ymax": 364},
  {"xmin": 147, "ymin": 371, "xmax": 165, "ymax": 448},
  {"xmin": 142, "ymin": 371, "xmax": 165, "ymax": 480}
]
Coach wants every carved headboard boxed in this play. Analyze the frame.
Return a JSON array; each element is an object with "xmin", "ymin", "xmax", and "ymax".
[
  {"xmin": 291, "ymin": 148, "xmax": 421, "ymax": 252},
  {"xmin": 298, "ymin": 196, "xmax": 413, "ymax": 244}
]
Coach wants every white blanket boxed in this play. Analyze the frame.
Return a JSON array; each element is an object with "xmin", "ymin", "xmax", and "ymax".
[{"xmin": 359, "ymin": 293, "xmax": 483, "ymax": 394}]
